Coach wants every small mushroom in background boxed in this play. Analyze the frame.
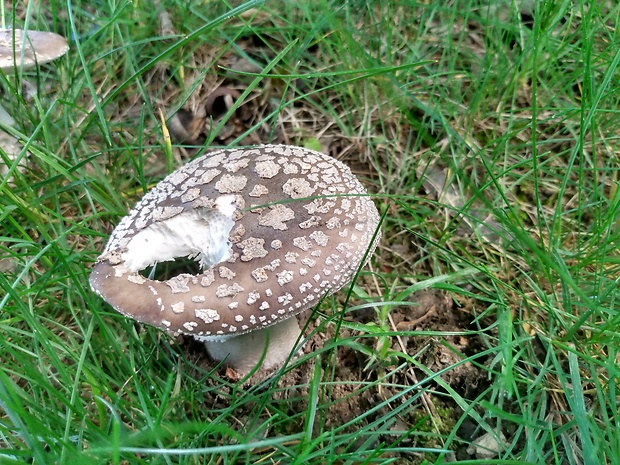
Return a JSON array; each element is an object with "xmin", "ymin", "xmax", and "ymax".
[
  {"xmin": 0, "ymin": 29, "xmax": 69, "ymax": 71},
  {"xmin": 0, "ymin": 29, "xmax": 69, "ymax": 182},
  {"xmin": 90, "ymin": 144, "xmax": 381, "ymax": 376}
]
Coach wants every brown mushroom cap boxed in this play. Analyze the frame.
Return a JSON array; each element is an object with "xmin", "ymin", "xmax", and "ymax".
[
  {"xmin": 90, "ymin": 144, "xmax": 381, "ymax": 339},
  {"xmin": 0, "ymin": 29, "xmax": 69, "ymax": 70}
]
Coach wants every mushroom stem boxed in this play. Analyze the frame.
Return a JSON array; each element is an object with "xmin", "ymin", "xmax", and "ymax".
[
  {"xmin": 201, "ymin": 317, "xmax": 303, "ymax": 374},
  {"xmin": 0, "ymin": 103, "xmax": 14, "ymax": 126}
]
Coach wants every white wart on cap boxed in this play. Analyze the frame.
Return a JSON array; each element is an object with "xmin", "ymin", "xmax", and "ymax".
[
  {"xmin": 0, "ymin": 29, "xmax": 69, "ymax": 70},
  {"xmin": 90, "ymin": 144, "xmax": 381, "ymax": 374}
]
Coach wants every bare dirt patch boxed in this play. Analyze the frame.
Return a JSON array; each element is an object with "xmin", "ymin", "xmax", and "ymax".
[{"xmin": 180, "ymin": 287, "xmax": 487, "ymax": 462}]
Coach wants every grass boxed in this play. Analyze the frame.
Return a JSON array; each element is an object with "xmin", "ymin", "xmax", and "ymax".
[{"xmin": 1, "ymin": 0, "xmax": 620, "ymax": 463}]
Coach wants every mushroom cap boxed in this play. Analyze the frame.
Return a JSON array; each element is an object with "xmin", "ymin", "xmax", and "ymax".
[
  {"xmin": 90, "ymin": 145, "xmax": 381, "ymax": 339},
  {"xmin": 0, "ymin": 29, "xmax": 69, "ymax": 71}
]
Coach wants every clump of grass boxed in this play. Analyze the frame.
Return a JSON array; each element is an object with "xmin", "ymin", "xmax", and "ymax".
[{"xmin": 1, "ymin": 0, "xmax": 620, "ymax": 464}]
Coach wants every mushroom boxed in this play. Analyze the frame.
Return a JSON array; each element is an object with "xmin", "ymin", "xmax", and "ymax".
[
  {"xmin": 0, "ymin": 29, "xmax": 69, "ymax": 181},
  {"xmin": 90, "ymin": 144, "xmax": 381, "ymax": 374},
  {"xmin": 0, "ymin": 29, "xmax": 69, "ymax": 71}
]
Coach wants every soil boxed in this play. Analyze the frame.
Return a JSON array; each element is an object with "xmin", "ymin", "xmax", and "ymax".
[{"xmin": 180, "ymin": 288, "xmax": 489, "ymax": 463}]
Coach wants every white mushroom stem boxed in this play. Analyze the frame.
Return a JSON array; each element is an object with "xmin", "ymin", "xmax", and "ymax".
[
  {"xmin": 0, "ymin": 104, "xmax": 27, "ymax": 185},
  {"xmin": 200, "ymin": 317, "xmax": 303, "ymax": 374},
  {"xmin": 0, "ymin": 103, "xmax": 14, "ymax": 126}
]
